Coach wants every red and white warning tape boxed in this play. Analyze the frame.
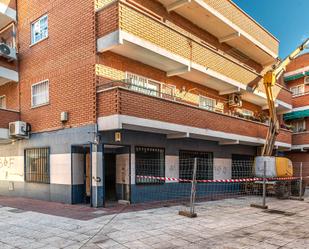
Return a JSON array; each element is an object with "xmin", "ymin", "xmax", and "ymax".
[{"xmin": 136, "ymin": 175, "xmax": 302, "ymax": 183}]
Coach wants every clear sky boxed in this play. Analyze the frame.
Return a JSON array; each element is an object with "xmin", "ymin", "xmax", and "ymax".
[{"xmin": 232, "ymin": 0, "xmax": 309, "ymax": 59}]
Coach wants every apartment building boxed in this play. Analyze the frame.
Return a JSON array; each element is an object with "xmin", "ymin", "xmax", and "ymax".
[
  {"xmin": 0, "ymin": 0, "xmax": 293, "ymax": 207},
  {"xmin": 284, "ymin": 53, "xmax": 309, "ymax": 162}
]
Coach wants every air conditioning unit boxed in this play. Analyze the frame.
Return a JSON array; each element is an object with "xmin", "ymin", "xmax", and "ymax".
[
  {"xmin": 0, "ymin": 43, "xmax": 17, "ymax": 61},
  {"xmin": 305, "ymin": 76, "xmax": 309, "ymax": 85},
  {"xmin": 9, "ymin": 121, "xmax": 31, "ymax": 139},
  {"xmin": 228, "ymin": 93, "xmax": 242, "ymax": 107}
]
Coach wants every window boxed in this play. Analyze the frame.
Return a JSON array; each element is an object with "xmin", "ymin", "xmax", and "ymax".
[
  {"xmin": 290, "ymin": 85, "xmax": 304, "ymax": 96},
  {"xmin": 25, "ymin": 148, "xmax": 50, "ymax": 183},
  {"xmin": 126, "ymin": 72, "xmax": 160, "ymax": 97},
  {"xmin": 232, "ymin": 154, "xmax": 254, "ymax": 179},
  {"xmin": 31, "ymin": 80, "xmax": 49, "ymax": 107},
  {"xmin": 291, "ymin": 119, "xmax": 306, "ymax": 133},
  {"xmin": 135, "ymin": 146, "xmax": 165, "ymax": 184},
  {"xmin": 242, "ymin": 109, "xmax": 254, "ymax": 117},
  {"xmin": 0, "ymin": 95, "xmax": 6, "ymax": 109},
  {"xmin": 199, "ymin": 95, "xmax": 216, "ymax": 111},
  {"xmin": 31, "ymin": 15, "xmax": 48, "ymax": 44},
  {"xmin": 179, "ymin": 150, "xmax": 213, "ymax": 180}
]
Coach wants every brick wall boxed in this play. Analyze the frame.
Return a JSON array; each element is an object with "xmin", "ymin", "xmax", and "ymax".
[
  {"xmin": 17, "ymin": 0, "xmax": 96, "ymax": 132},
  {"xmin": 97, "ymin": 88, "xmax": 291, "ymax": 144},
  {"xmin": 292, "ymin": 133, "xmax": 309, "ymax": 146},
  {"xmin": 0, "ymin": 109, "xmax": 19, "ymax": 128},
  {"xmin": 0, "ymin": 82, "xmax": 19, "ymax": 110},
  {"xmin": 96, "ymin": 2, "xmax": 119, "ymax": 37},
  {"xmin": 97, "ymin": 52, "xmax": 263, "ymax": 115},
  {"xmin": 286, "ymin": 53, "xmax": 309, "ymax": 72}
]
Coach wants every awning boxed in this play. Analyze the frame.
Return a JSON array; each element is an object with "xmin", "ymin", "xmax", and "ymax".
[
  {"xmin": 284, "ymin": 71, "xmax": 309, "ymax": 82},
  {"xmin": 284, "ymin": 109, "xmax": 309, "ymax": 120}
]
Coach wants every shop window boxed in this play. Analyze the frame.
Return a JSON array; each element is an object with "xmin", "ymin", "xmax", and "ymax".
[
  {"xmin": 135, "ymin": 146, "xmax": 165, "ymax": 184},
  {"xmin": 25, "ymin": 148, "xmax": 50, "ymax": 184}
]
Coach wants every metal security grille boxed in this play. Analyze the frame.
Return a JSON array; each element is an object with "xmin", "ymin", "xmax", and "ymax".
[
  {"xmin": 25, "ymin": 148, "xmax": 50, "ymax": 183},
  {"xmin": 179, "ymin": 151, "xmax": 213, "ymax": 180},
  {"xmin": 135, "ymin": 146, "xmax": 165, "ymax": 184}
]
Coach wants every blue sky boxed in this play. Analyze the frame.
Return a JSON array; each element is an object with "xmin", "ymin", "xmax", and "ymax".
[{"xmin": 232, "ymin": 0, "xmax": 309, "ymax": 59}]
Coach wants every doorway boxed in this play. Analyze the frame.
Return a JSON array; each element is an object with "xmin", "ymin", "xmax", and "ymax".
[
  {"xmin": 71, "ymin": 145, "xmax": 91, "ymax": 204},
  {"xmin": 103, "ymin": 145, "xmax": 131, "ymax": 206}
]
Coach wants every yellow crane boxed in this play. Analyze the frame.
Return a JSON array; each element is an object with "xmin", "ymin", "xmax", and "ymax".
[
  {"xmin": 262, "ymin": 38, "xmax": 309, "ymax": 156},
  {"xmin": 253, "ymin": 38, "xmax": 309, "ymax": 199}
]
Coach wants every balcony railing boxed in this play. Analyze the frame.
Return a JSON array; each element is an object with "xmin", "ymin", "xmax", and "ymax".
[
  {"xmin": 292, "ymin": 132, "xmax": 309, "ymax": 146},
  {"xmin": 292, "ymin": 92, "xmax": 309, "ymax": 108},
  {"xmin": 97, "ymin": 2, "xmax": 291, "ymax": 107},
  {"xmin": 97, "ymin": 80, "xmax": 292, "ymax": 146}
]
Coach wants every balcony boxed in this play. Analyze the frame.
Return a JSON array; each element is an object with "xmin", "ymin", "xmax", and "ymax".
[
  {"xmin": 96, "ymin": 1, "xmax": 290, "ymax": 111},
  {"xmin": 0, "ymin": 108, "xmax": 19, "ymax": 142},
  {"xmin": 96, "ymin": 81, "xmax": 292, "ymax": 148},
  {"xmin": 291, "ymin": 92, "xmax": 309, "ymax": 109},
  {"xmin": 157, "ymin": 0, "xmax": 278, "ymax": 66},
  {"xmin": 0, "ymin": 23, "xmax": 18, "ymax": 86},
  {"xmin": 291, "ymin": 133, "xmax": 309, "ymax": 151},
  {"xmin": 0, "ymin": 0, "xmax": 16, "ymax": 30}
]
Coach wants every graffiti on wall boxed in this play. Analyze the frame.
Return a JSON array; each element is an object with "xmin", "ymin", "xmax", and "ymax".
[{"xmin": 0, "ymin": 156, "xmax": 24, "ymax": 181}]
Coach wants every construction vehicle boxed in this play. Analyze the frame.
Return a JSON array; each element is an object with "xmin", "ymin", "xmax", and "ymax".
[{"xmin": 253, "ymin": 38, "xmax": 309, "ymax": 198}]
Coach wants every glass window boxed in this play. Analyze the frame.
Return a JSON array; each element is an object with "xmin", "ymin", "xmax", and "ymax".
[
  {"xmin": 291, "ymin": 119, "xmax": 306, "ymax": 133},
  {"xmin": 0, "ymin": 95, "xmax": 6, "ymax": 109},
  {"xmin": 135, "ymin": 146, "xmax": 165, "ymax": 184},
  {"xmin": 25, "ymin": 148, "xmax": 50, "ymax": 183},
  {"xmin": 242, "ymin": 109, "xmax": 254, "ymax": 117},
  {"xmin": 179, "ymin": 150, "xmax": 213, "ymax": 180},
  {"xmin": 32, "ymin": 80, "xmax": 49, "ymax": 107},
  {"xmin": 199, "ymin": 95, "xmax": 216, "ymax": 111},
  {"xmin": 126, "ymin": 72, "xmax": 160, "ymax": 97},
  {"xmin": 290, "ymin": 85, "xmax": 304, "ymax": 96},
  {"xmin": 31, "ymin": 15, "xmax": 48, "ymax": 44}
]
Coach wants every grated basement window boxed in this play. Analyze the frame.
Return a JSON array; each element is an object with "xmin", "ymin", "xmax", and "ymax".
[
  {"xmin": 135, "ymin": 146, "xmax": 165, "ymax": 184},
  {"xmin": 25, "ymin": 148, "xmax": 50, "ymax": 184},
  {"xmin": 179, "ymin": 150, "xmax": 213, "ymax": 181}
]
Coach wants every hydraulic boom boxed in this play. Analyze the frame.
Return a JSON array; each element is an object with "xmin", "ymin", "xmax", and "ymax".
[{"xmin": 262, "ymin": 38, "xmax": 309, "ymax": 156}]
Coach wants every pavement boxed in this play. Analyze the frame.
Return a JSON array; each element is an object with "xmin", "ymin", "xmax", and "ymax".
[{"xmin": 0, "ymin": 195, "xmax": 309, "ymax": 249}]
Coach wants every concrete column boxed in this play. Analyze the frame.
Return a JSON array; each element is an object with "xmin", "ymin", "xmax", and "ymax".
[{"xmin": 91, "ymin": 143, "xmax": 104, "ymax": 207}]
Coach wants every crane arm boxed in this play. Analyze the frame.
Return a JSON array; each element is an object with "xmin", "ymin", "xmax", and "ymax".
[{"xmin": 262, "ymin": 38, "xmax": 309, "ymax": 156}]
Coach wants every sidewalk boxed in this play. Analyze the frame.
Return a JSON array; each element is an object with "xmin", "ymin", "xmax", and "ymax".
[{"xmin": 0, "ymin": 195, "xmax": 308, "ymax": 248}]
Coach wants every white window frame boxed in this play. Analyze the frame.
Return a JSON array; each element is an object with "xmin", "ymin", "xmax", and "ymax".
[
  {"xmin": 31, "ymin": 80, "xmax": 49, "ymax": 108},
  {"xmin": 290, "ymin": 84, "xmax": 305, "ymax": 96},
  {"xmin": 292, "ymin": 119, "xmax": 306, "ymax": 133},
  {"xmin": 125, "ymin": 72, "xmax": 161, "ymax": 97},
  {"xmin": 199, "ymin": 95, "xmax": 216, "ymax": 111},
  {"xmin": 0, "ymin": 95, "xmax": 6, "ymax": 109},
  {"xmin": 31, "ymin": 14, "xmax": 48, "ymax": 45}
]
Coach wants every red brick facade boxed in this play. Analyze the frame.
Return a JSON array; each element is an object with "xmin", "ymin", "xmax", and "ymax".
[
  {"xmin": 0, "ymin": 109, "xmax": 19, "ymax": 128},
  {"xmin": 97, "ymin": 87, "xmax": 292, "ymax": 144}
]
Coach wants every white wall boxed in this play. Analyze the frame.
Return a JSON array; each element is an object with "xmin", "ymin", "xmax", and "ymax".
[
  {"xmin": 165, "ymin": 155, "xmax": 179, "ymax": 182},
  {"xmin": 0, "ymin": 156, "xmax": 24, "ymax": 182},
  {"xmin": 213, "ymin": 158, "xmax": 232, "ymax": 180},
  {"xmin": 116, "ymin": 154, "xmax": 130, "ymax": 184}
]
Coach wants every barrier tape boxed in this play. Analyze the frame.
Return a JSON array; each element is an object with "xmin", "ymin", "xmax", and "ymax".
[{"xmin": 136, "ymin": 175, "xmax": 302, "ymax": 183}]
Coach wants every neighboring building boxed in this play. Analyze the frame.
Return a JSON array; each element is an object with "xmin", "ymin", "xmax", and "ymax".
[
  {"xmin": 284, "ymin": 53, "xmax": 309, "ymax": 162},
  {"xmin": 0, "ymin": 0, "xmax": 293, "ymax": 207}
]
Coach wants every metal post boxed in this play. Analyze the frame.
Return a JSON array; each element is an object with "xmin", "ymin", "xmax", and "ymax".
[
  {"xmin": 262, "ymin": 161, "xmax": 267, "ymax": 208},
  {"xmin": 189, "ymin": 158, "xmax": 198, "ymax": 217},
  {"xmin": 299, "ymin": 162, "xmax": 303, "ymax": 200},
  {"xmin": 179, "ymin": 157, "xmax": 198, "ymax": 218}
]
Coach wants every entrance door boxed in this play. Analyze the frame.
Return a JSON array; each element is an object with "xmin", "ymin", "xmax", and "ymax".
[
  {"xmin": 84, "ymin": 149, "xmax": 91, "ymax": 203},
  {"xmin": 104, "ymin": 153, "xmax": 117, "ymax": 202}
]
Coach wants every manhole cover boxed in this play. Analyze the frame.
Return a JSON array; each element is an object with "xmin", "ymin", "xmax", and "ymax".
[
  {"xmin": 263, "ymin": 209, "xmax": 295, "ymax": 216},
  {"xmin": 8, "ymin": 208, "xmax": 26, "ymax": 213}
]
